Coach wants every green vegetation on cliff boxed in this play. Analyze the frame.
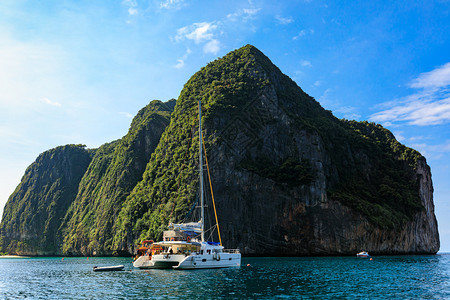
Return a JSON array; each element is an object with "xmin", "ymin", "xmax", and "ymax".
[
  {"xmin": 60, "ymin": 99, "xmax": 175, "ymax": 255},
  {"xmin": 112, "ymin": 45, "xmax": 425, "ymax": 249},
  {"xmin": 112, "ymin": 45, "xmax": 292, "ymax": 247},
  {"xmin": 0, "ymin": 45, "xmax": 431, "ymax": 256},
  {"xmin": 326, "ymin": 120, "xmax": 423, "ymax": 228},
  {"xmin": 0, "ymin": 144, "xmax": 92, "ymax": 255}
]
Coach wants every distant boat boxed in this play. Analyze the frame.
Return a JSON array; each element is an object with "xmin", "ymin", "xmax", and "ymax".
[
  {"xmin": 356, "ymin": 251, "xmax": 370, "ymax": 257},
  {"xmin": 93, "ymin": 265, "xmax": 124, "ymax": 272},
  {"xmin": 133, "ymin": 99, "xmax": 241, "ymax": 270}
]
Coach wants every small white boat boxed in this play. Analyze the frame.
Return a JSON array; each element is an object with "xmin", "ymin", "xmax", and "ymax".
[
  {"xmin": 356, "ymin": 251, "xmax": 370, "ymax": 257},
  {"xmin": 93, "ymin": 265, "xmax": 125, "ymax": 272}
]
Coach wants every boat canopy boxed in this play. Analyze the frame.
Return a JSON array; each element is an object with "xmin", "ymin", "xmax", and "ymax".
[
  {"xmin": 155, "ymin": 241, "xmax": 201, "ymax": 246},
  {"xmin": 170, "ymin": 222, "xmax": 202, "ymax": 233}
]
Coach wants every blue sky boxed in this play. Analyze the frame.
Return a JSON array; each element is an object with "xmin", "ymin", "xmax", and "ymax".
[{"xmin": 1, "ymin": 0, "xmax": 449, "ymax": 251}]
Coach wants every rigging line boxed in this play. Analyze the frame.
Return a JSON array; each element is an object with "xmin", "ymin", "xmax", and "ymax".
[
  {"xmin": 205, "ymin": 224, "xmax": 218, "ymax": 242},
  {"xmin": 182, "ymin": 193, "xmax": 199, "ymax": 223},
  {"xmin": 202, "ymin": 134, "xmax": 222, "ymax": 246}
]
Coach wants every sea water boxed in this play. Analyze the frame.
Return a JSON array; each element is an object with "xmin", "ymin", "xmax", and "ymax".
[{"xmin": 1, "ymin": 255, "xmax": 449, "ymax": 299}]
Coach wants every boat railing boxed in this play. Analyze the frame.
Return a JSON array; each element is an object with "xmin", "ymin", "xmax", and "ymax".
[{"xmin": 223, "ymin": 249, "xmax": 240, "ymax": 254}]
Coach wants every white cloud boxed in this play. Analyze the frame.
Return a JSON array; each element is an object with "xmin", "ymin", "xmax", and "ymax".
[
  {"xmin": 370, "ymin": 63, "xmax": 450, "ymax": 126},
  {"xmin": 176, "ymin": 22, "xmax": 217, "ymax": 44},
  {"xmin": 204, "ymin": 39, "xmax": 220, "ymax": 54},
  {"xmin": 409, "ymin": 136, "xmax": 426, "ymax": 141},
  {"xmin": 128, "ymin": 7, "xmax": 138, "ymax": 15},
  {"xmin": 319, "ymin": 88, "xmax": 333, "ymax": 106},
  {"xmin": 318, "ymin": 88, "xmax": 361, "ymax": 120},
  {"xmin": 175, "ymin": 23, "xmax": 220, "ymax": 54},
  {"xmin": 119, "ymin": 112, "xmax": 133, "ymax": 118},
  {"xmin": 173, "ymin": 4, "xmax": 260, "ymax": 56},
  {"xmin": 174, "ymin": 48, "xmax": 192, "ymax": 69},
  {"xmin": 301, "ymin": 60, "xmax": 312, "ymax": 67},
  {"xmin": 335, "ymin": 106, "xmax": 361, "ymax": 120},
  {"xmin": 393, "ymin": 131, "xmax": 406, "ymax": 142},
  {"xmin": 371, "ymin": 96, "xmax": 450, "ymax": 126},
  {"xmin": 293, "ymin": 29, "xmax": 314, "ymax": 40},
  {"xmin": 276, "ymin": 15, "xmax": 294, "ymax": 25},
  {"xmin": 160, "ymin": 0, "xmax": 185, "ymax": 9},
  {"xmin": 41, "ymin": 98, "xmax": 62, "ymax": 107},
  {"xmin": 243, "ymin": 8, "xmax": 260, "ymax": 16},
  {"xmin": 174, "ymin": 59, "xmax": 185, "ymax": 69},
  {"xmin": 186, "ymin": 23, "xmax": 216, "ymax": 43},
  {"xmin": 409, "ymin": 140, "xmax": 450, "ymax": 160},
  {"xmin": 410, "ymin": 62, "xmax": 450, "ymax": 89},
  {"xmin": 123, "ymin": 0, "xmax": 138, "ymax": 15},
  {"xmin": 227, "ymin": 7, "xmax": 261, "ymax": 22}
]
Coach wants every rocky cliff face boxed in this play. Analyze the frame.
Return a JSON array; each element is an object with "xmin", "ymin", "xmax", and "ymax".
[
  {"xmin": 1, "ymin": 45, "xmax": 439, "ymax": 256},
  {"xmin": 186, "ymin": 50, "xmax": 439, "ymax": 255},
  {"xmin": 60, "ymin": 99, "xmax": 175, "ymax": 256},
  {"xmin": 0, "ymin": 100, "xmax": 175, "ymax": 256},
  {"xmin": 0, "ymin": 145, "xmax": 92, "ymax": 255},
  {"xmin": 113, "ymin": 45, "xmax": 439, "ymax": 255}
]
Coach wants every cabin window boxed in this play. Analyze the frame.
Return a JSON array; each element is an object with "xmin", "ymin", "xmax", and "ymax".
[{"xmin": 202, "ymin": 259, "xmax": 206, "ymax": 262}]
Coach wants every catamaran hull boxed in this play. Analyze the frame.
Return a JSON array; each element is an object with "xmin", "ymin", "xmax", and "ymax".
[
  {"xmin": 133, "ymin": 256, "xmax": 155, "ymax": 269},
  {"xmin": 133, "ymin": 254, "xmax": 187, "ymax": 269},
  {"xmin": 173, "ymin": 253, "xmax": 241, "ymax": 269}
]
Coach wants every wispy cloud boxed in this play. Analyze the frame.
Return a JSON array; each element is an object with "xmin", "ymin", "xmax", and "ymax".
[
  {"xmin": 370, "ymin": 62, "xmax": 450, "ymax": 126},
  {"xmin": 390, "ymin": 134, "xmax": 450, "ymax": 160},
  {"xmin": 227, "ymin": 7, "xmax": 261, "ymax": 22},
  {"xmin": 335, "ymin": 106, "xmax": 361, "ymax": 120},
  {"xmin": 119, "ymin": 111, "xmax": 133, "ymax": 118},
  {"xmin": 276, "ymin": 15, "xmax": 294, "ymax": 25},
  {"xmin": 175, "ymin": 22, "xmax": 220, "ymax": 54},
  {"xmin": 174, "ymin": 48, "xmax": 192, "ymax": 69},
  {"xmin": 410, "ymin": 62, "xmax": 450, "ymax": 89},
  {"xmin": 204, "ymin": 40, "xmax": 220, "ymax": 54},
  {"xmin": 160, "ymin": 0, "xmax": 185, "ymax": 10},
  {"xmin": 319, "ymin": 88, "xmax": 361, "ymax": 120},
  {"xmin": 173, "ymin": 4, "xmax": 260, "ymax": 57},
  {"xmin": 174, "ymin": 59, "xmax": 185, "ymax": 69},
  {"xmin": 409, "ymin": 140, "xmax": 450, "ymax": 160},
  {"xmin": 300, "ymin": 60, "xmax": 312, "ymax": 67},
  {"xmin": 41, "ymin": 98, "xmax": 62, "ymax": 107},
  {"xmin": 128, "ymin": 7, "xmax": 138, "ymax": 15},
  {"xmin": 393, "ymin": 131, "xmax": 406, "ymax": 142},
  {"xmin": 293, "ymin": 29, "xmax": 314, "ymax": 40},
  {"xmin": 123, "ymin": 0, "xmax": 138, "ymax": 16},
  {"xmin": 176, "ymin": 22, "xmax": 217, "ymax": 43}
]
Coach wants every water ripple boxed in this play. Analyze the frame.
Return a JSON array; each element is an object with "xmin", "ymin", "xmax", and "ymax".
[{"xmin": 1, "ymin": 255, "xmax": 449, "ymax": 299}]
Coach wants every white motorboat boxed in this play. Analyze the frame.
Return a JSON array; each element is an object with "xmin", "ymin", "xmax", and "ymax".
[
  {"xmin": 356, "ymin": 251, "xmax": 370, "ymax": 257},
  {"xmin": 133, "ymin": 99, "xmax": 241, "ymax": 269}
]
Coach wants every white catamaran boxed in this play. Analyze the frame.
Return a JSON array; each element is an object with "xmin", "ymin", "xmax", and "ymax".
[{"xmin": 133, "ymin": 100, "xmax": 241, "ymax": 269}]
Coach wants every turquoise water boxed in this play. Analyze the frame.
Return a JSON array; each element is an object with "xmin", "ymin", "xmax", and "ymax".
[{"xmin": 1, "ymin": 255, "xmax": 449, "ymax": 299}]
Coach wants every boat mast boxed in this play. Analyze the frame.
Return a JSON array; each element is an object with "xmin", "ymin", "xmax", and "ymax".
[{"xmin": 199, "ymin": 99, "xmax": 205, "ymax": 242}]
